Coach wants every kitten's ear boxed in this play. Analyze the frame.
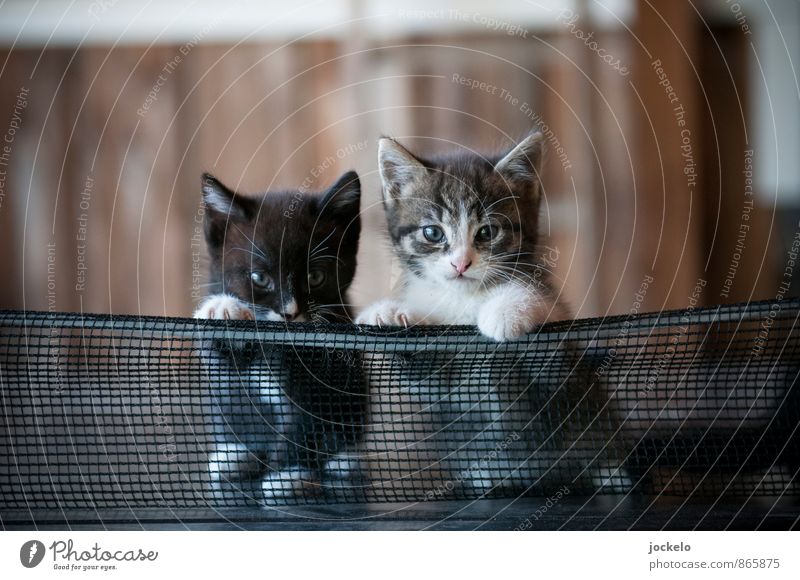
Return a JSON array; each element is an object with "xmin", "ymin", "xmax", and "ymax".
[
  {"xmin": 201, "ymin": 173, "xmax": 250, "ymax": 248},
  {"xmin": 378, "ymin": 137, "xmax": 427, "ymax": 206},
  {"xmin": 318, "ymin": 170, "xmax": 361, "ymax": 218},
  {"xmin": 494, "ymin": 132, "xmax": 545, "ymax": 198}
]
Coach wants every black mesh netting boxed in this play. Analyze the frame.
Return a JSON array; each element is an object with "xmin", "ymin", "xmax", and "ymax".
[{"xmin": 1, "ymin": 298, "xmax": 799, "ymax": 519}]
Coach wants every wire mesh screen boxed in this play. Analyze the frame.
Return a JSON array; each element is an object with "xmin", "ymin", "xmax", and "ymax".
[{"xmin": 0, "ymin": 299, "xmax": 798, "ymax": 513}]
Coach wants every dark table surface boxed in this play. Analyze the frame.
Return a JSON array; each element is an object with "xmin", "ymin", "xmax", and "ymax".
[{"xmin": 3, "ymin": 497, "xmax": 798, "ymax": 530}]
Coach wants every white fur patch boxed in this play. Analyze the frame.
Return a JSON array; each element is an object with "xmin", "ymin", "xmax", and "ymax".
[
  {"xmin": 358, "ymin": 273, "xmax": 559, "ymax": 341},
  {"xmin": 324, "ymin": 453, "xmax": 361, "ymax": 479},
  {"xmin": 401, "ymin": 275, "xmax": 488, "ymax": 325},
  {"xmin": 261, "ymin": 467, "xmax": 317, "ymax": 502},
  {"xmin": 194, "ymin": 294, "xmax": 254, "ymax": 320},
  {"xmin": 476, "ymin": 284, "xmax": 543, "ymax": 341},
  {"xmin": 254, "ymin": 372, "xmax": 286, "ymax": 407},
  {"xmin": 355, "ymin": 299, "xmax": 419, "ymax": 327}
]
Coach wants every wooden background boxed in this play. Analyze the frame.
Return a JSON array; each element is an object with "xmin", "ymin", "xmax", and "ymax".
[{"xmin": 0, "ymin": 2, "xmax": 782, "ymax": 319}]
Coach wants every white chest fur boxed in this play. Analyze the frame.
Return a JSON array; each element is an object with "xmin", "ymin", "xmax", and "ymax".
[{"xmin": 400, "ymin": 275, "xmax": 491, "ymax": 325}]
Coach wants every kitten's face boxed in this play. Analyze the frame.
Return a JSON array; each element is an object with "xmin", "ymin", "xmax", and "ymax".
[
  {"xmin": 201, "ymin": 171, "xmax": 361, "ymax": 322},
  {"xmin": 378, "ymin": 134, "xmax": 544, "ymax": 289}
]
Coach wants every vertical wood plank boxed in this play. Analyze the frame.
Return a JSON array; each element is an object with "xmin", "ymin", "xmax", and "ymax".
[{"xmin": 632, "ymin": 0, "xmax": 704, "ymax": 310}]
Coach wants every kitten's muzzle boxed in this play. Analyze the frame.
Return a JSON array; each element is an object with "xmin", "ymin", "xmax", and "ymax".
[
  {"xmin": 451, "ymin": 259, "xmax": 473, "ymax": 275},
  {"xmin": 280, "ymin": 299, "xmax": 300, "ymax": 321}
]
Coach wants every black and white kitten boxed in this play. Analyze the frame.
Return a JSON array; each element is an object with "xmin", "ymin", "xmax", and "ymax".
[
  {"xmin": 194, "ymin": 170, "xmax": 365, "ymax": 504},
  {"xmin": 196, "ymin": 171, "xmax": 361, "ymax": 324},
  {"xmin": 358, "ymin": 134, "xmax": 630, "ymax": 498}
]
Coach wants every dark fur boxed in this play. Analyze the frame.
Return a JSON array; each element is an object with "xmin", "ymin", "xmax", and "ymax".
[
  {"xmin": 202, "ymin": 170, "xmax": 361, "ymax": 321},
  {"xmin": 199, "ymin": 171, "xmax": 367, "ymax": 504}
]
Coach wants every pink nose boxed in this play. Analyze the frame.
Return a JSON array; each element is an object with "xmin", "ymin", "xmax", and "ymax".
[
  {"xmin": 282, "ymin": 300, "xmax": 299, "ymax": 321},
  {"xmin": 451, "ymin": 260, "xmax": 472, "ymax": 275}
]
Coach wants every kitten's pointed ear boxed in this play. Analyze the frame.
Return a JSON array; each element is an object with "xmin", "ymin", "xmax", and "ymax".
[
  {"xmin": 494, "ymin": 132, "xmax": 545, "ymax": 198},
  {"xmin": 201, "ymin": 173, "xmax": 250, "ymax": 248},
  {"xmin": 378, "ymin": 137, "xmax": 427, "ymax": 206},
  {"xmin": 318, "ymin": 170, "xmax": 361, "ymax": 218},
  {"xmin": 202, "ymin": 173, "xmax": 249, "ymax": 220}
]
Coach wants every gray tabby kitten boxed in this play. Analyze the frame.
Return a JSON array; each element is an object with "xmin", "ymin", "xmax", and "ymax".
[
  {"xmin": 358, "ymin": 134, "xmax": 629, "ymax": 498},
  {"xmin": 357, "ymin": 132, "xmax": 568, "ymax": 338}
]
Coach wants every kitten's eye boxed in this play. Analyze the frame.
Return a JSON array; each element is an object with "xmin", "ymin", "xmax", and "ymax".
[
  {"xmin": 250, "ymin": 271, "xmax": 273, "ymax": 290},
  {"xmin": 422, "ymin": 225, "xmax": 445, "ymax": 243},
  {"xmin": 308, "ymin": 269, "xmax": 326, "ymax": 288},
  {"xmin": 476, "ymin": 225, "xmax": 498, "ymax": 242}
]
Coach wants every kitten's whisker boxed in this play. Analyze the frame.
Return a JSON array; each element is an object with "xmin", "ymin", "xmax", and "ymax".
[
  {"xmin": 488, "ymin": 256, "xmax": 556, "ymax": 272},
  {"xmin": 486, "ymin": 266, "xmax": 538, "ymax": 288},
  {"xmin": 309, "ymin": 229, "xmax": 336, "ymax": 257},
  {"xmin": 309, "ymin": 245, "xmax": 329, "ymax": 259},
  {"xmin": 492, "ymin": 262, "xmax": 560, "ymax": 282},
  {"xmin": 227, "ymin": 247, "xmax": 267, "ymax": 262},
  {"xmin": 487, "ymin": 251, "xmax": 536, "ymax": 259},
  {"xmin": 310, "ymin": 254, "xmax": 344, "ymax": 265},
  {"xmin": 490, "ymin": 262, "xmax": 545, "ymax": 274},
  {"xmin": 488, "ymin": 266, "xmax": 537, "ymax": 283},
  {"xmin": 309, "ymin": 307, "xmax": 350, "ymax": 323},
  {"xmin": 229, "ymin": 224, "xmax": 270, "ymax": 261}
]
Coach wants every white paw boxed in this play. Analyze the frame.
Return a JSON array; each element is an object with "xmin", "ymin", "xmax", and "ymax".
[
  {"xmin": 323, "ymin": 454, "xmax": 362, "ymax": 480},
  {"xmin": 477, "ymin": 293, "xmax": 536, "ymax": 341},
  {"xmin": 194, "ymin": 294, "xmax": 253, "ymax": 320},
  {"xmin": 261, "ymin": 467, "xmax": 317, "ymax": 503},
  {"xmin": 355, "ymin": 299, "xmax": 415, "ymax": 327},
  {"xmin": 207, "ymin": 443, "xmax": 262, "ymax": 486}
]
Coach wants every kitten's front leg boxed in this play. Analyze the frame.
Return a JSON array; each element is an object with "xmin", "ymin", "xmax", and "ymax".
[
  {"xmin": 194, "ymin": 293, "xmax": 254, "ymax": 320},
  {"xmin": 355, "ymin": 299, "xmax": 419, "ymax": 328},
  {"xmin": 477, "ymin": 285, "xmax": 561, "ymax": 341}
]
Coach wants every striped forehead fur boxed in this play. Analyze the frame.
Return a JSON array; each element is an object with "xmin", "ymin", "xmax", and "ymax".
[{"xmin": 380, "ymin": 134, "xmax": 546, "ymax": 285}]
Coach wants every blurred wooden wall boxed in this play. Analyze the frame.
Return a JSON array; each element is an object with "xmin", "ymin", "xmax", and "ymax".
[{"xmin": 0, "ymin": 8, "xmax": 782, "ymax": 318}]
